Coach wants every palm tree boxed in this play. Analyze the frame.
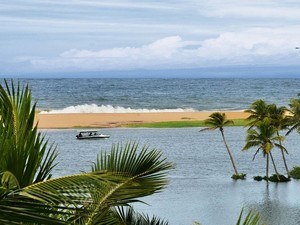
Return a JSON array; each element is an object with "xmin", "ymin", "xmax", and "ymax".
[
  {"xmin": 244, "ymin": 99, "xmax": 270, "ymax": 128},
  {"xmin": 1, "ymin": 142, "xmax": 172, "ymax": 224},
  {"xmin": 243, "ymin": 119, "xmax": 285, "ymax": 181},
  {"xmin": 287, "ymin": 96, "xmax": 300, "ymax": 135},
  {"xmin": 245, "ymin": 100, "xmax": 291, "ymax": 178},
  {"xmin": 268, "ymin": 104, "xmax": 290, "ymax": 177},
  {"xmin": 200, "ymin": 112, "xmax": 239, "ymax": 176},
  {"xmin": 0, "ymin": 80, "xmax": 57, "ymax": 189},
  {"xmin": 16, "ymin": 142, "xmax": 172, "ymax": 224}
]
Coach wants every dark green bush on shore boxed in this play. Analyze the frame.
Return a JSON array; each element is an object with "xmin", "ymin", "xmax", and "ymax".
[
  {"xmin": 253, "ymin": 175, "xmax": 290, "ymax": 182},
  {"xmin": 268, "ymin": 174, "xmax": 291, "ymax": 182},
  {"xmin": 253, "ymin": 176, "xmax": 263, "ymax": 181},
  {"xmin": 231, "ymin": 173, "xmax": 246, "ymax": 180},
  {"xmin": 290, "ymin": 167, "xmax": 300, "ymax": 179}
]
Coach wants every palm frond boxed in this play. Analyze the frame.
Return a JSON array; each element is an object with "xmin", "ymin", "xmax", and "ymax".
[
  {"xmin": 202, "ymin": 112, "xmax": 232, "ymax": 130},
  {"xmin": 113, "ymin": 206, "xmax": 169, "ymax": 225},
  {"xmin": 17, "ymin": 143, "xmax": 172, "ymax": 224},
  {"xmin": 0, "ymin": 80, "xmax": 58, "ymax": 188},
  {"xmin": 236, "ymin": 209, "xmax": 263, "ymax": 225}
]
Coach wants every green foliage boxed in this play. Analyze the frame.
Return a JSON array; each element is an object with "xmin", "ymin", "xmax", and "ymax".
[
  {"xmin": 231, "ymin": 173, "xmax": 246, "ymax": 180},
  {"xmin": 236, "ymin": 209, "xmax": 264, "ymax": 225},
  {"xmin": 114, "ymin": 206, "xmax": 169, "ymax": 225},
  {"xmin": 19, "ymin": 142, "xmax": 173, "ymax": 224},
  {"xmin": 245, "ymin": 99, "xmax": 270, "ymax": 128},
  {"xmin": 0, "ymin": 80, "xmax": 57, "ymax": 189},
  {"xmin": 243, "ymin": 119, "xmax": 284, "ymax": 157},
  {"xmin": 201, "ymin": 112, "xmax": 234, "ymax": 131},
  {"xmin": 192, "ymin": 222, "xmax": 202, "ymax": 225},
  {"xmin": 127, "ymin": 120, "xmax": 206, "ymax": 128},
  {"xmin": 126, "ymin": 119, "xmax": 247, "ymax": 128},
  {"xmin": 253, "ymin": 176, "xmax": 263, "ymax": 181},
  {"xmin": 253, "ymin": 175, "xmax": 290, "ymax": 182},
  {"xmin": 287, "ymin": 96, "xmax": 300, "ymax": 135},
  {"xmin": 290, "ymin": 166, "xmax": 300, "ymax": 179},
  {"xmin": 268, "ymin": 174, "xmax": 291, "ymax": 182}
]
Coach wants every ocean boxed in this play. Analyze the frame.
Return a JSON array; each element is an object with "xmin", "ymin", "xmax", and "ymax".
[
  {"xmin": 8, "ymin": 78, "xmax": 300, "ymax": 224},
  {"xmin": 11, "ymin": 78, "xmax": 300, "ymax": 112}
]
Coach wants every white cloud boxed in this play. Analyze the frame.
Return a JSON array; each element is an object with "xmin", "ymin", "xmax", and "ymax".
[{"xmin": 28, "ymin": 27, "xmax": 300, "ymax": 71}]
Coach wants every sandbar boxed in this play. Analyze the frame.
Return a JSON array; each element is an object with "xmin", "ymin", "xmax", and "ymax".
[{"xmin": 36, "ymin": 111, "xmax": 249, "ymax": 129}]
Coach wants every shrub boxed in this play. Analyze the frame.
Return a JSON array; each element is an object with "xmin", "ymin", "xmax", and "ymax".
[
  {"xmin": 253, "ymin": 176, "xmax": 263, "ymax": 181},
  {"xmin": 232, "ymin": 173, "xmax": 246, "ymax": 180},
  {"xmin": 290, "ymin": 166, "xmax": 300, "ymax": 179},
  {"xmin": 268, "ymin": 174, "xmax": 291, "ymax": 182}
]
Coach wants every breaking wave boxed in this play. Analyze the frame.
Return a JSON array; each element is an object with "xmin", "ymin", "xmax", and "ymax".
[{"xmin": 39, "ymin": 104, "xmax": 198, "ymax": 114}]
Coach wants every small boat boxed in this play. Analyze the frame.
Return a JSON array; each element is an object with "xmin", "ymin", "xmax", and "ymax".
[{"xmin": 76, "ymin": 130, "xmax": 110, "ymax": 139}]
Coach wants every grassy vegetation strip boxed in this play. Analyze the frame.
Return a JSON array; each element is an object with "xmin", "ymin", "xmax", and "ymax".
[{"xmin": 125, "ymin": 119, "xmax": 247, "ymax": 128}]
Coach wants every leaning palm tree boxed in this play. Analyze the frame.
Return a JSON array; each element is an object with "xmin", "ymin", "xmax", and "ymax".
[
  {"xmin": 243, "ymin": 119, "xmax": 285, "ymax": 181},
  {"xmin": 268, "ymin": 104, "xmax": 291, "ymax": 177},
  {"xmin": 200, "ymin": 112, "xmax": 239, "ymax": 176}
]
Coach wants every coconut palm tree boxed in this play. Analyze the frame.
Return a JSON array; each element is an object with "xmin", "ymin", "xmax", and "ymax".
[
  {"xmin": 200, "ymin": 112, "xmax": 239, "ymax": 176},
  {"xmin": 0, "ymin": 142, "xmax": 172, "ymax": 224},
  {"xmin": 0, "ymin": 80, "xmax": 57, "ymax": 190},
  {"xmin": 287, "ymin": 96, "xmax": 300, "ymax": 136},
  {"xmin": 16, "ymin": 142, "xmax": 173, "ymax": 224},
  {"xmin": 245, "ymin": 100, "xmax": 291, "ymax": 177},
  {"xmin": 268, "ymin": 104, "xmax": 291, "ymax": 177},
  {"xmin": 243, "ymin": 119, "xmax": 285, "ymax": 181},
  {"xmin": 244, "ymin": 99, "xmax": 270, "ymax": 128}
]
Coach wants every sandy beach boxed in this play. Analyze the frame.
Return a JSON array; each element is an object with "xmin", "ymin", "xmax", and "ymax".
[{"xmin": 36, "ymin": 111, "xmax": 249, "ymax": 129}]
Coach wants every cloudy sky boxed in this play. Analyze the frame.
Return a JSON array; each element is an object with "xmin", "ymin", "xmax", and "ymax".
[{"xmin": 1, "ymin": 0, "xmax": 300, "ymax": 76}]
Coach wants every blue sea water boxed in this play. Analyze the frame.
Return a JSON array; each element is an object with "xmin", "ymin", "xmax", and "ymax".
[{"xmin": 12, "ymin": 78, "xmax": 300, "ymax": 111}]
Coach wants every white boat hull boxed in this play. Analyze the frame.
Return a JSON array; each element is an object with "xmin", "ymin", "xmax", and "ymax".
[{"xmin": 76, "ymin": 134, "xmax": 110, "ymax": 139}]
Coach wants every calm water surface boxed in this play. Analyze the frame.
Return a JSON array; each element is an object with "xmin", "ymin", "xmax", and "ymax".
[{"xmin": 44, "ymin": 127, "xmax": 300, "ymax": 225}]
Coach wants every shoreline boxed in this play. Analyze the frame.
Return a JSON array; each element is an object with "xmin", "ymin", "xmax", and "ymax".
[{"xmin": 35, "ymin": 111, "xmax": 249, "ymax": 129}]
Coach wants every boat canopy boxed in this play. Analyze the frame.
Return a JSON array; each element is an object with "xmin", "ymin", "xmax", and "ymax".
[{"xmin": 77, "ymin": 130, "xmax": 99, "ymax": 133}]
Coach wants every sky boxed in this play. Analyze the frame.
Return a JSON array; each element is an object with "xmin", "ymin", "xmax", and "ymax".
[{"xmin": 1, "ymin": 0, "xmax": 300, "ymax": 77}]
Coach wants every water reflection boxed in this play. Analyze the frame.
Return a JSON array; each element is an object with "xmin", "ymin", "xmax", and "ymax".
[{"xmin": 245, "ymin": 182, "xmax": 300, "ymax": 225}]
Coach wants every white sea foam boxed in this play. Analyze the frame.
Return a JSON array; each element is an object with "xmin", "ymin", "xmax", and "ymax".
[{"xmin": 39, "ymin": 104, "xmax": 198, "ymax": 114}]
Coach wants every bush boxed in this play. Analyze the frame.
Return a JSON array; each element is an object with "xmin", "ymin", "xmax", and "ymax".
[
  {"xmin": 232, "ymin": 173, "xmax": 246, "ymax": 180},
  {"xmin": 268, "ymin": 174, "xmax": 291, "ymax": 182},
  {"xmin": 253, "ymin": 175, "xmax": 290, "ymax": 182},
  {"xmin": 290, "ymin": 166, "xmax": 300, "ymax": 179},
  {"xmin": 253, "ymin": 176, "xmax": 263, "ymax": 181}
]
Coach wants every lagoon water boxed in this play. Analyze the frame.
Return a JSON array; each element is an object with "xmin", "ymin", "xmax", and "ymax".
[{"xmin": 45, "ymin": 127, "xmax": 300, "ymax": 225}]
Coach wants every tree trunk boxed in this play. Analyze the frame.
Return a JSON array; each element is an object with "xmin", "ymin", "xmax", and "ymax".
[
  {"xmin": 277, "ymin": 131, "xmax": 290, "ymax": 177},
  {"xmin": 266, "ymin": 154, "xmax": 269, "ymax": 182},
  {"xmin": 270, "ymin": 152, "xmax": 280, "ymax": 181},
  {"xmin": 220, "ymin": 129, "xmax": 239, "ymax": 175}
]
